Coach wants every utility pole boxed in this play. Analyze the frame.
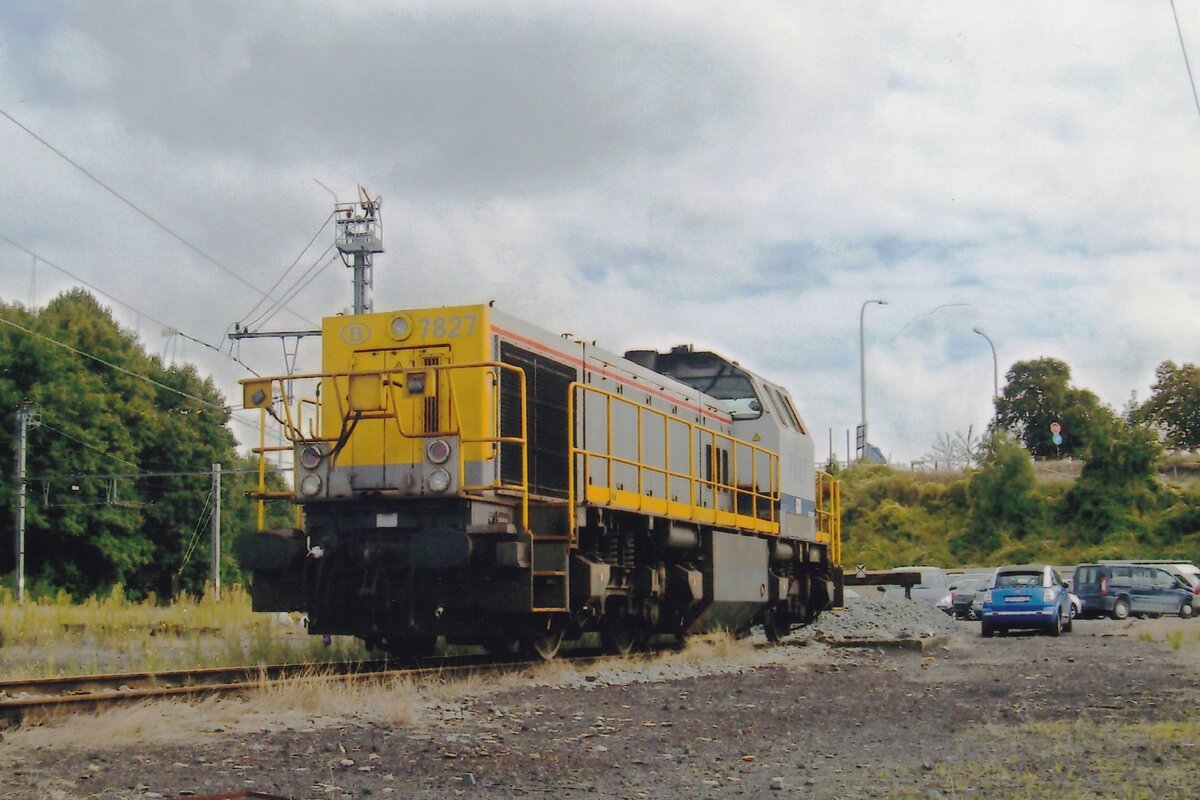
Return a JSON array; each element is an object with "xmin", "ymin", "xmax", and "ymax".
[
  {"xmin": 14, "ymin": 402, "xmax": 39, "ymax": 604},
  {"xmin": 858, "ymin": 299, "xmax": 887, "ymax": 460},
  {"xmin": 211, "ymin": 462, "xmax": 221, "ymax": 602}
]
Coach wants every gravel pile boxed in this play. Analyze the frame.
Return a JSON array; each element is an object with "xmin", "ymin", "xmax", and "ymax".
[{"xmin": 810, "ymin": 596, "xmax": 963, "ymax": 641}]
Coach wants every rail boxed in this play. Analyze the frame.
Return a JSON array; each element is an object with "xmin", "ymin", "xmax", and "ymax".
[{"xmin": 568, "ymin": 382, "xmax": 779, "ymax": 539}]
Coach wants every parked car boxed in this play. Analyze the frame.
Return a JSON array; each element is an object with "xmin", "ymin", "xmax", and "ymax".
[
  {"xmin": 1108, "ymin": 561, "xmax": 1200, "ymax": 615},
  {"xmin": 1073, "ymin": 563, "xmax": 1195, "ymax": 620},
  {"xmin": 981, "ymin": 564, "xmax": 1074, "ymax": 637},
  {"xmin": 946, "ymin": 576, "xmax": 989, "ymax": 620},
  {"xmin": 878, "ymin": 566, "xmax": 950, "ymax": 604}
]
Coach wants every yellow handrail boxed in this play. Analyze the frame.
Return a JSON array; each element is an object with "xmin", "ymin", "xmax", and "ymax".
[
  {"xmin": 245, "ymin": 360, "xmax": 531, "ymax": 532},
  {"xmin": 815, "ymin": 470, "xmax": 842, "ymax": 565},
  {"xmin": 568, "ymin": 382, "xmax": 780, "ymax": 538}
]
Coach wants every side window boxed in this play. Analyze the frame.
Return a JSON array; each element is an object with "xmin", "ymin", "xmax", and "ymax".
[
  {"xmin": 1154, "ymin": 569, "xmax": 1174, "ymax": 588},
  {"xmin": 1112, "ymin": 566, "xmax": 1131, "ymax": 584},
  {"xmin": 776, "ymin": 389, "xmax": 808, "ymax": 435},
  {"xmin": 1132, "ymin": 567, "xmax": 1152, "ymax": 587},
  {"xmin": 764, "ymin": 388, "xmax": 790, "ymax": 429}
]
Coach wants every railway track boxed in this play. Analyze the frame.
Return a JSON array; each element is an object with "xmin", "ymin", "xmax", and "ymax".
[{"xmin": 0, "ymin": 648, "xmax": 621, "ymax": 728}]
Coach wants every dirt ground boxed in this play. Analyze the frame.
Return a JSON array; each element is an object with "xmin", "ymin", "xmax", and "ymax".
[{"xmin": 2, "ymin": 616, "xmax": 1199, "ymax": 800}]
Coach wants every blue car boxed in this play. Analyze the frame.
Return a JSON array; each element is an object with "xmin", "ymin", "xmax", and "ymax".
[{"xmin": 981, "ymin": 564, "xmax": 1073, "ymax": 637}]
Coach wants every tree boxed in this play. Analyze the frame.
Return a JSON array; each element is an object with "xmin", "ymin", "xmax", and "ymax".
[
  {"xmin": 994, "ymin": 357, "xmax": 1114, "ymax": 458},
  {"xmin": 920, "ymin": 427, "xmax": 983, "ymax": 471},
  {"xmin": 959, "ymin": 433, "xmax": 1042, "ymax": 557},
  {"xmin": 1134, "ymin": 360, "xmax": 1200, "ymax": 451},
  {"xmin": 1063, "ymin": 415, "xmax": 1161, "ymax": 545},
  {"xmin": 1, "ymin": 290, "xmax": 274, "ymax": 599}
]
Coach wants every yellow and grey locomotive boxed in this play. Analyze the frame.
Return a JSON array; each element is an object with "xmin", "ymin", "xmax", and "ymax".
[{"xmin": 238, "ymin": 303, "xmax": 841, "ymax": 658}]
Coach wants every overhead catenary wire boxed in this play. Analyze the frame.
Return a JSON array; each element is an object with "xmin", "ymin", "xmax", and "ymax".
[
  {"xmin": 0, "ymin": 313, "xmax": 260, "ymax": 435},
  {"xmin": 178, "ymin": 488, "xmax": 214, "ymax": 574},
  {"xmin": 1171, "ymin": 0, "xmax": 1200, "ymax": 127},
  {"xmin": 247, "ymin": 251, "xmax": 341, "ymax": 331},
  {"xmin": 36, "ymin": 421, "xmax": 145, "ymax": 472},
  {"xmin": 27, "ymin": 467, "xmax": 290, "ymax": 483},
  {"xmin": 243, "ymin": 246, "xmax": 338, "ymax": 331},
  {"xmin": 236, "ymin": 211, "xmax": 335, "ymax": 329},
  {"xmin": 0, "ymin": 231, "xmax": 261, "ymax": 376},
  {"xmin": 0, "ymin": 105, "xmax": 317, "ymax": 329}
]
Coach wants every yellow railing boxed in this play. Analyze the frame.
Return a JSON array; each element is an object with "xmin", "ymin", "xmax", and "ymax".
[
  {"xmin": 567, "ymin": 382, "xmax": 779, "ymax": 538},
  {"xmin": 244, "ymin": 361, "xmax": 530, "ymax": 531},
  {"xmin": 815, "ymin": 470, "xmax": 842, "ymax": 565}
]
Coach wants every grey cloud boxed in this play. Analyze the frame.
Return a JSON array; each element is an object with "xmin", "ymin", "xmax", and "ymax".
[{"xmin": 30, "ymin": 3, "xmax": 750, "ymax": 194}]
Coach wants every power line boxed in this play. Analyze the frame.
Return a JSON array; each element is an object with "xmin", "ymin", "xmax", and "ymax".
[
  {"xmin": 0, "ymin": 313, "xmax": 259, "ymax": 435},
  {"xmin": 36, "ymin": 421, "xmax": 144, "ymax": 471},
  {"xmin": 178, "ymin": 488, "xmax": 214, "ymax": 573},
  {"xmin": 0, "ymin": 105, "xmax": 317, "ymax": 329},
  {"xmin": 250, "ymin": 252, "xmax": 340, "ymax": 331},
  {"xmin": 0, "ymin": 230, "xmax": 260, "ymax": 376},
  {"xmin": 28, "ymin": 467, "xmax": 289, "ymax": 482},
  {"xmin": 237, "ymin": 212, "xmax": 335, "ymax": 328},
  {"xmin": 1171, "ymin": 0, "xmax": 1200, "ymax": 127}
]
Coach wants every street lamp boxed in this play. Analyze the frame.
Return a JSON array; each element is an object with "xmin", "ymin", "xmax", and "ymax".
[
  {"xmin": 859, "ymin": 299, "xmax": 887, "ymax": 459},
  {"xmin": 972, "ymin": 327, "xmax": 998, "ymax": 403}
]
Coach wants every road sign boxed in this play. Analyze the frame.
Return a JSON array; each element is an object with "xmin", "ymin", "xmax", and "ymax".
[
  {"xmin": 855, "ymin": 564, "xmax": 867, "ymax": 579},
  {"xmin": 1050, "ymin": 421, "xmax": 1061, "ymax": 434},
  {"xmin": 1052, "ymin": 433, "xmax": 1063, "ymax": 446}
]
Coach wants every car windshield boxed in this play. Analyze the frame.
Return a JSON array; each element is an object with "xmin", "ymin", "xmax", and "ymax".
[{"xmin": 995, "ymin": 571, "xmax": 1042, "ymax": 588}]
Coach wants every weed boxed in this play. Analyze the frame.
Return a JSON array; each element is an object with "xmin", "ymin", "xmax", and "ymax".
[{"xmin": 0, "ymin": 586, "xmax": 369, "ymax": 679}]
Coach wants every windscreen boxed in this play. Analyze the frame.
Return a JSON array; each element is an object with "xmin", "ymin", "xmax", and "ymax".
[{"xmin": 995, "ymin": 571, "xmax": 1042, "ymax": 588}]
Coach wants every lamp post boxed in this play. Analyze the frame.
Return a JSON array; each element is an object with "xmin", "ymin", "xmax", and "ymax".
[
  {"xmin": 972, "ymin": 326, "xmax": 998, "ymax": 404},
  {"xmin": 859, "ymin": 299, "xmax": 887, "ymax": 459}
]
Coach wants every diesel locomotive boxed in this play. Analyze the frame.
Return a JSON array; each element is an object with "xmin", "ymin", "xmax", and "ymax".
[{"xmin": 237, "ymin": 303, "xmax": 842, "ymax": 658}]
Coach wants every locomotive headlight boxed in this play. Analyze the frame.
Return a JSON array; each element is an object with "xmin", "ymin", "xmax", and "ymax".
[
  {"xmin": 428, "ymin": 468, "xmax": 451, "ymax": 493},
  {"xmin": 389, "ymin": 314, "xmax": 414, "ymax": 341},
  {"xmin": 299, "ymin": 444, "xmax": 323, "ymax": 470},
  {"xmin": 406, "ymin": 372, "xmax": 427, "ymax": 395},
  {"xmin": 299, "ymin": 473, "xmax": 322, "ymax": 496},
  {"xmin": 427, "ymin": 439, "xmax": 451, "ymax": 464}
]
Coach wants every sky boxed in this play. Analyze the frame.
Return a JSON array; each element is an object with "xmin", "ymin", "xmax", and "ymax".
[{"xmin": 1, "ymin": 1, "xmax": 1199, "ymax": 465}]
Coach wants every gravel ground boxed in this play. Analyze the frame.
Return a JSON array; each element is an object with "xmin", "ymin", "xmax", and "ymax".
[{"xmin": 3, "ymin": 600, "xmax": 1198, "ymax": 800}]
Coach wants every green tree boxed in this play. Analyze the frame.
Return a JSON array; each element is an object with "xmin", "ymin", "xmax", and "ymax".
[
  {"xmin": 960, "ymin": 433, "xmax": 1042, "ymax": 558},
  {"xmin": 1134, "ymin": 360, "xmax": 1200, "ymax": 451},
  {"xmin": 994, "ymin": 357, "xmax": 1114, "ymax": 458},
  {"xmin": 1063, "ymin": 416, "xmax": 1161, "ymax": 545},
  {"xmin": 1, "ymin": 289, "xmax": 273, "ymax": 600}
]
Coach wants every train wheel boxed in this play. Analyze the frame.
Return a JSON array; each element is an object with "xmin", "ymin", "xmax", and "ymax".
[
  {"xmin": 523, "ymin": 621, "xmax": 564, "ymax": 661},
  {"xmin": 600, "ymin": 616, "xmax": 642, "ymax": 656},
  {"xmin": 762, "ymin": 608, "xmax": 791, "ymax": 644}
]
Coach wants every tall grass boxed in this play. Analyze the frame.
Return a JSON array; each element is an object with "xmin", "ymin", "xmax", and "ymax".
[{"xmin": 0, "ymin": 584, "xmax": 370, "ymax": 679}]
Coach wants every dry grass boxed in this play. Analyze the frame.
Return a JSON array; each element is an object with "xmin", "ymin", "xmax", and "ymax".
[
  {"xmin": 0, "ymin": 585, "xmax": 371, "ymax": 679},
  {"xmin": 5, "ymin": 666, "xmax": 428, "ymax": 753},
  {"xmin": 889, "ymin": 716, "xmax": 1200, "ymax": 800}
]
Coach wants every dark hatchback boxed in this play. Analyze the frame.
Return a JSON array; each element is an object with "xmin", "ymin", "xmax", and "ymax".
[
  {"xmin": 947, "ymin": 576, "xmax": 989, "ymax": 620},
  {"xmin": 1073, "ymin": 563, "xmax": 1195, "ymax": 620}
]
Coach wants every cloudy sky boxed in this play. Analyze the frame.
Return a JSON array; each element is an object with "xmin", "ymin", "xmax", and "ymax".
[{"xmin": 2, "ymin": 1, "xmax": 1199, "ymax": 464}]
